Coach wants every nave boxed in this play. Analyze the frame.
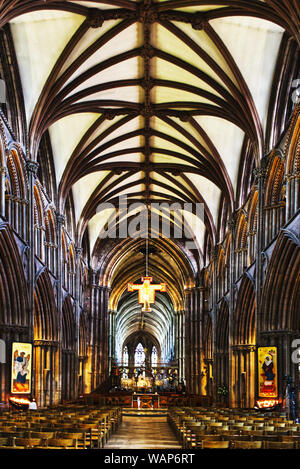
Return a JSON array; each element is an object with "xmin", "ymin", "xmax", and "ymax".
[
  {"xmin": 0, "ymin": 0, "xmax": 299, "ymax": 454},
  {"xmin": 1, "ymin": 402, "xmax": 300, "ymax": 449},
  {"xmin": 104, "ymin": 414, "xmax": 181, "ymax": 449}
]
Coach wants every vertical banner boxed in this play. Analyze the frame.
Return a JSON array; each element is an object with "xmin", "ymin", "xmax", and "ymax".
[
  {"xmin": 258, "ymin": 346, "xmax": 278, "ymax": 398},
  {"xmin": 11, "ymin": 342, "xmax": 32, "ymax": 394}
]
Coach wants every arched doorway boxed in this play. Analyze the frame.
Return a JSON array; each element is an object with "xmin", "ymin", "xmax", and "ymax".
[
  {"xmin": 202, "ymin": 315, "xmax": 213, "ymax": 397},
  {"xmin": 33, "ymin": 269, "xmax": 58, "ymax": 407},
  {"xmin": 62, "ymin": 295, "xmax": 76, "ymax": 402},
  {"xmin": 233, "ymin": 276, "xmax": 256, "ymax": 408},
  {"xmin": 0, "ymin": 226, "xmax": 29, "ymax": 402},
  {"xmin": 216, "ymin": 300, "xmax": 229, "ymax": 405},
  {"xmin": 260, "ymin": 231, "xmax": 300, "ymax": 402}
]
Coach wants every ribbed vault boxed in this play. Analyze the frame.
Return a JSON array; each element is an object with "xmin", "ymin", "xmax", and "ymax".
[
  {"xmin": 3, "ymin": 0, "xmax": 298, "ymax": 353},
  {"xmin": 7, "ymin": 0, "xmax": 291, "ymax": 266}
]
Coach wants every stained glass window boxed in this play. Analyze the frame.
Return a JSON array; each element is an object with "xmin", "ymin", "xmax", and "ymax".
[
  {"xmin": 151, "ymin": 346, "xmax": 158, "ymax": 366},
  {"xmin": 123, "ymin": 346, "xmax": 128, "ymax": 366},
  {"xmin": 134, "ymin": 343, "xmax": 145, "ymax": 367}
]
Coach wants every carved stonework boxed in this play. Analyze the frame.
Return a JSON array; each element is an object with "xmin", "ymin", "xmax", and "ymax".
[
  {"xmin": 141, "ymin": 105, "xmax": 153, "ymax": 118},
  {"xmin": 141, "ymin": 45, "xmax": 155, "ymax": 59},
  {"xmin": 26, "ymin": 160, "xmax": 39, "ymax": 176},
  {"xmin": 75, "ymin": 247, "xmax": 82, "ymax": 258},
  {"xmin": 137, "ymin": 1, "xmax": 158, "ymax": 24},
  {"xmin": 34, "ymin": 340, "xmax": 59, "ymax": 347},
  {"xmin": 232, "ymin": 344, "xmax": 256, "ymax": 352},
  {"xmin": 227, "ymin": 211, "xmax": 238, "ymax": 230},
  {"xmin": 253, "ymin": 167, "xmax": 267, "ymax": 181},
  {"xmin": 104, "ymin": 111, "xmax": 117, "ymax": 121},
  {"xmin": 87, "ymin": 9, "xmax": 105, "ymax": 28},
  {"xmin": 56, "ymin": 213, "xmax": 65, "ymax": 226},
  {"xmin": 192, "ymin": 13, "xmax": 207, "ymax": 30},
  {"xmin": 0, "ymin": 324, "xmax": 28, "ymax": 333},
  {"xmin": 141, "ymin": 78, "xmax": 154, "ymax": 90},
  {"xmin": 179, "ymin": 112, "xmax": 191, "ymax": 123}
]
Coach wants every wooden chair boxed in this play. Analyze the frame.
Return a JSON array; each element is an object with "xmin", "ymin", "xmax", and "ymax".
[
  {"xmin": 0, "ymin": 430, "xmax": 27, "ymax": 438},
  {"xmin": 281, "ymin": 435, "xmax": 300, "ymax": 443},
  {"xmin": 201, "ymin": 440, "xmax": 230, "ymax": 449},
  {"xmin": 0, "ymin": 437, "xmax": 12, "ymax": 448},
  {"xmin": 45, "ymin": 438, "xmax": 78, "ymax": 449},
  {"xmin": 222, "ymin": 434, "xmax": 249, "ymax": 442},
  {"xmin": 57, "ymin": 431, "xmax": 87, "ymax": 449},
  {"xmin": 231, "ymin": 440, "xmax": 262, "ymax": 449},
  {"xmin": 263, "ymin": 426, "xmax": 275, "ymax": 432},
  {"xmin": 29, "ymin": 431, "xmax": 56, "ymax": 440},
  {"xmin": 200, "ymin": 435, "xmax": 222, "ymax": 441},
  {"xmin": 214, "ymin": 426, "xmax": 230, "ymax": 433},
  {"xmin": 12, "ymin": 438, "xmax": 44, "ymax": 449},
  {"xmin": 264, "ymin": 441, "xmax": 295, "ymax": 449}
]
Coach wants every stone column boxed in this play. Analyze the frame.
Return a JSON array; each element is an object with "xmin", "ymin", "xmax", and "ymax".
[
  {"xmin": 194, "ymin": 287, "xmax": 201, "ymax": 395},
  {"xmin": 55, "ymin": 213, "xmax": 65, "ymax": 403},
  {"xmin": 175, "ymin": 312, "xmax": 179, "ymax": 364},
  {"xmin": 253, "ymin": 167, "xmax": 266, "ymax": 354},
  {"xmin": 0, "ymin": 165, "xmax": 7, "ymax": 219},
  {"xmin": 178, "ymin": 311, "xmax": 185, "ymax": 382},
  {"xmin": 87, "ymin": 269, "xmax": 98, "ymax": 392},
  {"xmin": 184, "ymin": 290, "xmax": 192, "ymax": 391},
  {"xmin": 211, "ymin": 246, "xmax": 219, "ymax": 403},
  {"xmin": 227, "ymin": 212, "xmax": 238, "ymax": 407},
  {"xmin": 74, "ymin": 246, "xmax": 82, "ymax": 398},
  {"xmin": 26, "ymin": 161, "xmax": 39, "ymax": 348},
  {"xmin": 108, "ymin": 309, "xmax": 117, "ymax": 375},
  {"xmin": 198, "ymin": 286, "xmax": 205, "ymax": 396}
]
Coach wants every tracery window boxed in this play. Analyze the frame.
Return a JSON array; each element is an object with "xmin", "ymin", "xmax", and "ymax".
[
  {"xmin": 134, "ymin": 343, "xmax": 145, "ymax": 367},
  {"xmin": 151, "ymin": 346, "xmax": 158, "ymax": 367},
  {"xmin": 123, "ymin": 345, "xmax": 128, "ymax": 366}
]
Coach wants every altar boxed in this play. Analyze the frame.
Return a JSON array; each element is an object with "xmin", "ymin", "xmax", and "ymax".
[{"xmin": 132, "ymin": 393, "xmax": 159, "ymax": 409}]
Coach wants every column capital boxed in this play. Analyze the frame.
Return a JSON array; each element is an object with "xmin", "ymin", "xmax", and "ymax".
[
  {"xmin": 56, "ymin": 213, "xmax": 65, "ymax": 225},
  {"xmin": 253, "ymin": 167, "xmax": 267, "ymax": 181},
  {"xmin": 211, "ymin": 245, "xmax": 219, "ymax": 261},
  {"xmin": 75, "ymin": 246, "xmax": 83, "ymax": 257},
  {"xmin": 26, "ymin": 160, "xmax": 39, "ymax": 176},
  {"xmin": 227, "ymin": 211, "xmax": 238, "ymax": 230}
]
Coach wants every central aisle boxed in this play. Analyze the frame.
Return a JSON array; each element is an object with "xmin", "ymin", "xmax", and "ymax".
[{"xmin": 104, "ymin": 416, "xmax": 182, "ymax": 449}]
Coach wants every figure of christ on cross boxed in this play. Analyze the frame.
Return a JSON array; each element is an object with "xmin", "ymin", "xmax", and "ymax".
[{"xmin": 127, "ymin": 277, "xmax": 167, "ymax": 312}]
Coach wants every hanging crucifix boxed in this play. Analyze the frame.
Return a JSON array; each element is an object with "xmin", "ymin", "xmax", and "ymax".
[
  {"xmin": 128, "ymin": 208, "xmax": 167, "ymax": 323},
  {"xmin": 128, "ymin": 276, "xmax": 167, "ymax": 313}
]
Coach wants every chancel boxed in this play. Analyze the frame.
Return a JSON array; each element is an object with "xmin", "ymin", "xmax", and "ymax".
[{"xmin": 0, "ymin": 0, "xmax": 299, "ymax": 452}]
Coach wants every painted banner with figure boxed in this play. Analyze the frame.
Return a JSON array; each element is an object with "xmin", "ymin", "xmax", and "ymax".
[
  {"xmin": 11, "ymin": 343, "xmax": 32, "ymax": 394},
  {"xmin": 258, "ymin": 347, "xmax": 278, "ymax": 398}
]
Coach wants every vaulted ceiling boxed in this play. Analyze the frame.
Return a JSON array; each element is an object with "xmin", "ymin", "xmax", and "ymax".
[{"xmin": 4, "ymin": 1, "xmax": 299, "ymax": 318}]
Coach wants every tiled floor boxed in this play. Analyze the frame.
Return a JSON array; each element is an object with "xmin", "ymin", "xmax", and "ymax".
[{"xmin": 104, "ymin": 416, "xmax": 182, "ymax": 449}]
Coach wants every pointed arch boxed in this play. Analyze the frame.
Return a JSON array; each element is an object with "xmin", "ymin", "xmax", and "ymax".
[
  {"xmin": 0, "ymin": 224, "xmax": 29, "ymax": 327},
  {"xmin": 234, "ymin": 276, "xmax": 256, "ymax": 346},
  {"xmin": 261, "ymin": 230, "xmax": 300, "ymax": 332},
  {"xmin": 62, "ymin": 294, "xmax": 76, "ymax": 401},
  {"xmin": 33, "ymin": 268, "xmax": 58, "ymax": 407}
]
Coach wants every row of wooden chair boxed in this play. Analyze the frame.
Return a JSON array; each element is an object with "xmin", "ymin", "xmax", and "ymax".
[
  {"xmin": 0, "ymin": 405, "xmax": 122, "ymax": 449},
  {"xmin": 168, "ymin": 407, "xmax": 299, "ymax": 449}
]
